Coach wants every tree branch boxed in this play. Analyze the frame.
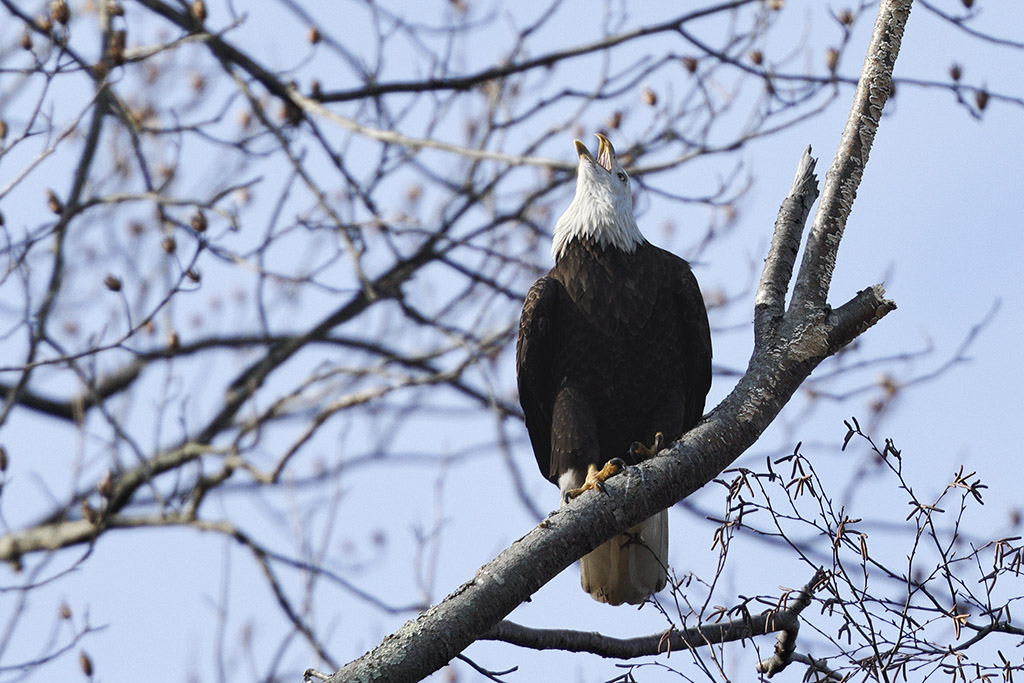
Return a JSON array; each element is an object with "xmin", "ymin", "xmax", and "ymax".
[
  {"xmin": 314, "ymin": 1, "xmax": 760, "ymax": 104},
  {"xmin": 484, "ymin": 570, "xmax": 825, "ymax": 661},
  {"xmin": 754, "ymin": 146, "xmax": 819, "ymax": 347},
  {"xmin": 791, "ymin": 0, "xmax": 912, "ymax": 313},
  {"xmin": 755, "ymin": 570, "xmax": 826, "ymax": 676}
]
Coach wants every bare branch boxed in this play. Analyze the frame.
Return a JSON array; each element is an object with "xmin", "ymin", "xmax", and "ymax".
[
  {"xmin": 754, "ymin": 146, "xmax": 819, "ymax": 347},
  {"xmin": 485, "ymin": 570, "xmax": 825, "ymax": 661},
  {"xmin": 791, "ymin": 0, "xmax": 912, "ymax": 313}
]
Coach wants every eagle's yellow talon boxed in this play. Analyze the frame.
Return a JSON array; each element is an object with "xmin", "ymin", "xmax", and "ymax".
[
  {"xmin": 564, "ymin": 458, "xmax": 626, "ymax": 501},
  {"xmin": 629, "ymin": 432, "xmax": 665, "ymax": 460}
]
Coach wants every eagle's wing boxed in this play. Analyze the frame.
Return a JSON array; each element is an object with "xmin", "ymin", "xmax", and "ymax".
[
  {"xmin": 676, "ymin": 262, "xmax": 713, "ymax": 430},
  {"xmin": 516, "ymin": 276, "xmax": 559, "ymax": 481}
]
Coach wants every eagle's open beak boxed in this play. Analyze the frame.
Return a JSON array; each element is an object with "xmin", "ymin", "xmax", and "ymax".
[{"xmin": 573, "ymin": 134, "xmax": 614, "ymax": 172}]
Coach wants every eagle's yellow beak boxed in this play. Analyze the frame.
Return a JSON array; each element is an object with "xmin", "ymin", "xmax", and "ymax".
[{"xmin": 573, "ymin": 139, "xmax": 592, "ymax": 159}]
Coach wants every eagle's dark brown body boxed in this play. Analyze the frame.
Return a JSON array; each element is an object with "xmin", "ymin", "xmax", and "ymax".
[{"xmin": 517, "ymin": 239, "xmax": 711, "ymax": 486}]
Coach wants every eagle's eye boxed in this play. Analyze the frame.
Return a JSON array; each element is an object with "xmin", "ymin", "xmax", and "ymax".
[{"xmin": 616, "ymin": 171, "xmax": 627, "ymax": 183}]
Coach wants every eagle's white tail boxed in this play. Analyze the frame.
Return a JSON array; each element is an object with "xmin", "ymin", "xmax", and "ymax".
[{"xmin": 580, "ymin": 509, "xmax": 668, "ymax": 606}]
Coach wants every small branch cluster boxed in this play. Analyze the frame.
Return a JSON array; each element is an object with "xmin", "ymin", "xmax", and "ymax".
[{"xmin": 708, "ymin": 420, "xmax": 1024, "ymax": 681}]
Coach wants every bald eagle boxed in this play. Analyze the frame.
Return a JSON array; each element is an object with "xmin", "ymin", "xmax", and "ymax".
[{"xmin": 516, "ymin": 134, "xmax": 712, "ymax": 606}]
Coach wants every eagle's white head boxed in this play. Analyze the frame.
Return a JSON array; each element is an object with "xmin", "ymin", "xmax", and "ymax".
[{"xmin": 551, "ymin": 133, "xmax": 645, "ymax": 261}]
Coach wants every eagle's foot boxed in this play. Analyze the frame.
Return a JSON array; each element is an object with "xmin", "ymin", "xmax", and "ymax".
[
  {"xmin": 629, "ymin": 432, "xmax": 665, "ymax": 460},
  {"xmin": 564, "ymin": 458, "xmax": 627, "ymax": 502}
]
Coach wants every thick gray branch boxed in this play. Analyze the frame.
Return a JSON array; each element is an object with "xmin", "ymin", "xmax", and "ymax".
[
  {"xmin": 791, "ymin": 0, "xmax": 912, "ymax": 313},
  {"xmin": 827, "ymin": 284, "xmax": 898, "ymax": 355}
]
